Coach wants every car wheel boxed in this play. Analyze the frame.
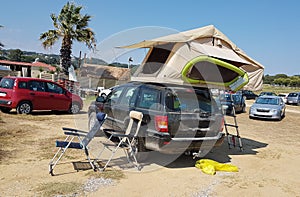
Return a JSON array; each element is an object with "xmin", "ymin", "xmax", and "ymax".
[
  {"xmin": 135, "ymin": 137, "xmax": 149, "ymax": 162},
  {"xmin": 242, "ymin": 105, "xmax": 246, "ymax": 113},
  {"xmin": 281, "ymin": 109, "xmax": 286, "ymax": 119},
  {"xmin": 17, "ymin": 101, "xmax": 32, "ymax": 114},
  {"xmin": 0, "ymin": 107, "xmax": 11, "ymax": 113},
  {"xmin": 68, "ymin": 102, "xmax": 80, "ymax": 114}
]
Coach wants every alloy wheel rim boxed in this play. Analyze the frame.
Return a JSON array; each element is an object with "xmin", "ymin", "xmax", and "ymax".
[
  {"xmin": 71, "ymin": 104, "xmax": 79, "ymax": 113},
  {"xmin": 21, "ymin": 103, "xmax": 30, "ymax": 114}
]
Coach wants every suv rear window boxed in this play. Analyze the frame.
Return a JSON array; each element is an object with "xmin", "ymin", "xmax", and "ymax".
[
  {"xmin": 166, "ymin": 88, "xmax": 214, "ymax": 113},
  {"xmin": 0, "ymin": 78, "xmax": 15, "ymax": 89}
]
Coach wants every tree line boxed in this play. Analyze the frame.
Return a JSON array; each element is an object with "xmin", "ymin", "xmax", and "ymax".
[{"xmin": 264, "ymin": 74, "xmax": 300, "ymax": 87}]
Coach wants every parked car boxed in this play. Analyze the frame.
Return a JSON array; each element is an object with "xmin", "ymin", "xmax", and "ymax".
[
  {"xmin": 259, "ymin": 91, "xmax": 277, "ymax": 96},
  {"xmin": 249, "ymin": 95, "xmax": 285, "ymax": 120},
  {"xmin": 236, "ymin": 90, "xmax": 258, "ymax": 100},
  {"xmin": 286, "ymin": 92, "xmax": 300, "ymax": 105},
  {"xmin": 219, "ymin": 93, "xmax": 246, "ymax": 114},
  {"xmin": 0, "ymin": 76, "xmax": 83, "ymax": 114},
  {"xmin": 278, "ymin": 93, "xmax": 288, "ymax": 103},
  {"xmin": 98, "ymin": 87, "xmax": 114, "ymax": 97},
  {"xmin": 88, "ymin": 82, "xmax": 225, "ymax": 158}
]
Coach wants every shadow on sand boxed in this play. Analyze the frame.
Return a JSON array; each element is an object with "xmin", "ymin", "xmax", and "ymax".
[{"xmin": 142, "ymin": 137, "xmax": 268, "ymax": 169}]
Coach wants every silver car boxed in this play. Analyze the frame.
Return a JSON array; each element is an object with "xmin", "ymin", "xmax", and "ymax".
[
  {"xmin": 249, "ymin": 96, "xmax": 285, "ymax": 120},
  {"xmin": 286, "ymin": 92, "xmax": 300, "ymax": 105}
]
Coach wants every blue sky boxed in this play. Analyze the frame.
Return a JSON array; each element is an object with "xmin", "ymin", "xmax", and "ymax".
[{"xmin": 0, "ymin": 0, "xmax": 300, "ymax": 76}]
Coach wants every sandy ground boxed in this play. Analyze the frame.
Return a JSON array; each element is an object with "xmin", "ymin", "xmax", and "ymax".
[{"xmin": 0, "ymin": 100, "xmax": 300, "ymax": 197}]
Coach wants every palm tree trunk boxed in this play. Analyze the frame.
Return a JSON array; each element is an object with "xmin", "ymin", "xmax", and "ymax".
[{"xmin": 60, "ymin": 36, "xmax": 72, "ymax": 75}]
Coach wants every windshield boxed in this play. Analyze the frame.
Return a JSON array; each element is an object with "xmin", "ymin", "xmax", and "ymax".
[
  {"xmin": 219, "ymin": 94, "xmax": 232, "ymax": 102},
  {"xmin": 0, "ymin": 78, "xmax": 15, "ymax": 89},
  {"xmin": 255, "ymin": 97, "xmax": 279, "ymax": 105},
  {"xmin": 288, "ymin": 93, "xmax": 298, "ymax": 97}
]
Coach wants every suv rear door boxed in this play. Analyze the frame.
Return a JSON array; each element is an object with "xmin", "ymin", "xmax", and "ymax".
[{"xmin": 165, "ymin": 87, "xmax": 222, "ymax": 138}]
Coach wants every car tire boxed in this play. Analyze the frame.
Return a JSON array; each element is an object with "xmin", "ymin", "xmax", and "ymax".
[
  {"xmin": 135, "ymin": 137, "xmax": 149, "ymax": 162},
  {"xmin": 242, "ymin": 105, "xmax": 246, "ymax": 113},
  {"xmin": 17, "ymin": 101, "xmax": 32, "ymax": 114},
  {"xmin": 0, "ymin": 107, "xmax": 11, "ymax": 113},
  {"xmin": 68, "ymin": 102, "xmax": 80, "ymax": 114}
]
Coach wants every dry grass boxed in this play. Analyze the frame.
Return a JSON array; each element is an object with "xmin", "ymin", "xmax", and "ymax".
[
  {"xmin": 35, "ymin": 182, "xmax": 83, "ymax": 197},
  {"xmin": 261, "ymin": 84, "xmax": 300, "ymax": 94}
]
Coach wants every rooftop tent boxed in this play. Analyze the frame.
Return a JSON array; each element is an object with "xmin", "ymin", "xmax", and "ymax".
[{"xmin": 121, "ymin": 25, "xmax": 264, "ymax": 91}]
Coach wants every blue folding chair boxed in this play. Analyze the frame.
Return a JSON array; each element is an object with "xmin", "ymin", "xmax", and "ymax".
[{"xmin": 49, "ymin": 112, "xmax": 107, "ymax": 176}]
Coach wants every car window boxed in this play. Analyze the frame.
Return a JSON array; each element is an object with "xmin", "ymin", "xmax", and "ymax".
[
  {"xmin": 256, "ymin": 97, "xmax": 279, "ymax": 105},
  {"xmin": 166, "ymin": 88, "xmax": 214, "ymax": 113},
  {"xmin": 28, "ymin": 81, "xmax": 45, "ymax": 92},
  {"xmin": 106, "ymin": 87, "xmax": 124, "ymax": 105},
  {"xmin": 18, "ymin": 81, "xmax": 28, "ymax": 89},
  {"xmin": 46, "ymin": 82, "xmax": 64, "ymax": 94},
  {"xmin": 232, "ymin": 94, "xmax": 241, "ymax": 103},
  {"xmin": 137, "ymin": 88, "xmax": 160, "ymax": 110},
  {"xmin": 288, "ymin": 93, "xmax": 298, "ymax": 97},
  {"xmin": 119, "ymin": 87, "xmax": 136, "ymax": 107},
  {"xmin": 0, "ymin": 78, "xmax": 15, "ymax": 89}
]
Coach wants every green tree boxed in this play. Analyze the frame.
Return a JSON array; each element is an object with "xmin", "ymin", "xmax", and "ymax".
[
  {"xmin": 8, "ymin": 49, "xmax": 23, "ymax": 61},
  {"xmin": 40, "ymin": 2, "xmax": 96, "ymax": 75},
  {"xmin": 274, "ymin": 74, "xmax": 288, "ymax": 79}
]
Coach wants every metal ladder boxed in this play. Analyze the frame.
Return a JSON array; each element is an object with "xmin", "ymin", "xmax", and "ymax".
[{"xmin": 223, "ymin": 100, "xmax": 244, "ymax": 151}]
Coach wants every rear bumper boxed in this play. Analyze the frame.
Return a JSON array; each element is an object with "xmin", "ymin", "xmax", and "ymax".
[{"xmin": 145, "ymin": 132, "xmax": 225, "ymax": 154}]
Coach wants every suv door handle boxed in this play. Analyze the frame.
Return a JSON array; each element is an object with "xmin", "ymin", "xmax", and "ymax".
[
  {"xmin": 50, "ymin": 94, "xmax": 54, "ymax": 97},
  {"xmin": 30, "ymin": 93, "xmax": 35, "ymax": 96}
]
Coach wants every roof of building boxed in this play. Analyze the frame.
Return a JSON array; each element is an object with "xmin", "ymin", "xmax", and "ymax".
[
  {"xmin": 80, "ymin": 64, "xmax": 130, "ymax": 80},
  {"xmin": 0, "ymin": 60, "xmax": 56, "ymax": 71}
]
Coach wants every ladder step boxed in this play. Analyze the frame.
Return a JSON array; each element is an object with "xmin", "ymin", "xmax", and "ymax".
[
  {"xmin": 226, "ymin": 114, "xmax": 236, "ymax": 117},
  {"xmin": 225, "ymin": 123, "xmax": 238, "ymax": 128}
]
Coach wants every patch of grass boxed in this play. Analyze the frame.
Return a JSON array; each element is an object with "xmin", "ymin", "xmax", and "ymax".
[
  {"xmin": 261, "ymin": 84, "xmax": 300, "ymax": 94},
  {"xmin": 35, "ymin": 182, "xmax": 83, "ymax": 197},
  {"xmin": 16, "ymin": 114, "xmax": 50, "ymax": 121},
  {"xmin": 85, "ymin": 168, "xmax": 126, "ymax": 180},
  {"xmin": 0, "ymin": 116, "xmax": 4, "ymax": 123}
]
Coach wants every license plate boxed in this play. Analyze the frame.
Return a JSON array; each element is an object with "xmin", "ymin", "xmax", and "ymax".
[{"xmin": 0, "ymin": 92, "xmax": 6, "ymax": 97}]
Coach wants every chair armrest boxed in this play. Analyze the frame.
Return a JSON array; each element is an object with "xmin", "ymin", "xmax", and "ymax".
[
  {"xmin": 62, "ymin": 127, "xmax": 88, "ymax": 134},
  {"xmin": 64, "ymin": 131, "xmax": 87, "ymax": 137}
]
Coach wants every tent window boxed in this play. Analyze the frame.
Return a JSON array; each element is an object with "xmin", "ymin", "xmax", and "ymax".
[
  {"xmin": 142, "ymin": 43, "xmax": 174, "ymax": 74},
  {"xmin": 188, "ymin": 61, "xmax": 239, "ymax": 83}
]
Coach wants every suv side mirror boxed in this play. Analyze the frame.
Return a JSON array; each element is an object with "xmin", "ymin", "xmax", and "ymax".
[{"xmin": 96, "ymin": 96, "xmax": 105, "ymax": 103}]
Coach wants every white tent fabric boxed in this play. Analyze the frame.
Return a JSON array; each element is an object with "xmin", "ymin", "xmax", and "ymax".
[{"xmin": 122, "ymin": 25, "xmax": 264, "ymax": 90}]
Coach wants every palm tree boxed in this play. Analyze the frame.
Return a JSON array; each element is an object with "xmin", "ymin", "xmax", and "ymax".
[{"xmin": 40, "ymin": 2, "xmax": 96, "ymax": 75}]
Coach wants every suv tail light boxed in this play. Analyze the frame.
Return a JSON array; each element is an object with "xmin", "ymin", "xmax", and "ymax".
[
  {"xmin": 155, "ymin": 115, "xmax": 168, "ymax": 132},
  {"xmin": 219, "ymin": 116, "xmax": 225, "ymax": 131}
]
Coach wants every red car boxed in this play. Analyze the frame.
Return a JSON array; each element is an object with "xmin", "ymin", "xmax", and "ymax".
[{"xmin": 0, "ymin": 76, "xmax": 83, "ymax": 114}]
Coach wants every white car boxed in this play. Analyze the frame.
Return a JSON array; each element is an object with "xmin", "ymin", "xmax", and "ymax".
[
  {"xmin": 278, "ymin": 93, "xmax": 288, "ymax": 103},
  {"xmin": 98, "ymin": 87, "xmax": 113, "ymax": 97}
]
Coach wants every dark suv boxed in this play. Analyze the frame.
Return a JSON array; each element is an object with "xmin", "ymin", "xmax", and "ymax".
[
  {"xmin": 236, "ymin": 90, "xmax": 258, "ymax": 100},
  {"xmin": 88, "ymin": 82, "xmax": 225, "ymax": 156}
]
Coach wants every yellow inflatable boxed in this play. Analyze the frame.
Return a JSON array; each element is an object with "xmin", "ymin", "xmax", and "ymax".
[{"xmin": 195, "ymin": 159, "xmax": 239, "ymax": 175}]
